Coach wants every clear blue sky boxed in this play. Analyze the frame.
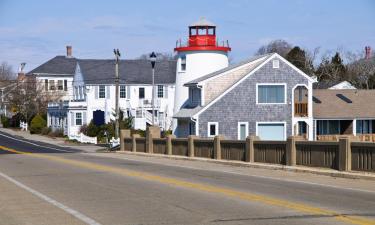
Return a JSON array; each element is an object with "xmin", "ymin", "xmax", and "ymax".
[{"xmin": 0, "ymin": 0, "xmax": 374, "ymax": 72}]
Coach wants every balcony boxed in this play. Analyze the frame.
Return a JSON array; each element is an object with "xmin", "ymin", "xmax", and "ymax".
[
  {"xmin": 294, "ymin": 103, "xmax": 308, "ymax": 117},
  {"xmin": 138, "ymin": 99, "xmax": 161, "ymax": 109}
]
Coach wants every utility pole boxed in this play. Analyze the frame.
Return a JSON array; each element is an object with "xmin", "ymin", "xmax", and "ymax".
[{"xmin": 114, "ymin": 49, "xmax": 121, "ymax": 139}]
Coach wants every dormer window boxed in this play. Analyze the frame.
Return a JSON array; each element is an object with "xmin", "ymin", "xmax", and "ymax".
[{"xmin": 180, "ymin": 56, "xmax": 186, "ymax": 71}]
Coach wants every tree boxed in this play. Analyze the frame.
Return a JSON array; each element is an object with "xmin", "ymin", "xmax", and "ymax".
[
  {"xmin": 0, "ymin": 62, "xmax": 15, "ymax": 80},
  {"xmin": 255, "ymin": 39, "xmax": 293, "ymax": 57},
  {"xmin": 346, "ymin": 51, "xmax": 375, "ymax": 89},
  {"xmin": 286, "ymin": 46, "xmax": 314, "ymax": 75},
  {"xmin": 315, "ymin": 52, "xmax": 347, "ymax": 81},
  {"xmin": 30, "ymin": 114, "xmax": 47, "ymax": 134}
]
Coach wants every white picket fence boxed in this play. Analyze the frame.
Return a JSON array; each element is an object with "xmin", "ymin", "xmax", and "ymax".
[
  {"xmin": 20, "ymin": 121, "xmax": 28, "ymax": 131},
  {"xmin": 69, "ymin": 133, "xmax": 97, "ymax": 144}
]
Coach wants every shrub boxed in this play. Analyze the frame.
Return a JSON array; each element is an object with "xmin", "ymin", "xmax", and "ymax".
[
  {"xmin": 1, "ymin": 116, "xmax": 10, "ymax": 128},
  {"xmin": 41, "ymin": 127, "xmax": 51, "ymax": 135},
  {"xmin": 48, "ymin": 129, "xmax": 64, "ymax": 137},
  {"xmin": 30, "ymin": 114, "xmax": 47, "ymax": 134},
  {"xmin": 86, "ymin": 121, "xmax": 101, "ymax": 137}
]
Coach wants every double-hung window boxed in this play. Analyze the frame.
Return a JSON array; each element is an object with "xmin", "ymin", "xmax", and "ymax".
[
  {"xmin": 99, "ymin": 85, "xmax": 106, "ymax": 98},
  {"xmin": 120, "ymin": 85, "xmax": 126, "ymax": 98},
  {"xmin": 257, "ymin": 84, "xmax": 286, "ymax": 104},
  {"xmin": 180, "ymin": 56, "xmax": 186, "ymax": 71},
  {"xmin": 75, "ymin": 112, "xmax": 82, "ymax": 126},
  {"xmin": 57, "ymin": 80, "xmax": 63, "ymax": 90},
  {"xmin": 157, "ymin": 85, "xmax": 164, "ymax": 98},
  {"xmin": 139, "ymin": 87, "xmax": 145, "ymax": 99}
]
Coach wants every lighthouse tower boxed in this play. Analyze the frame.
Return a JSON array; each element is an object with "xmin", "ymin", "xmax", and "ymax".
[{"xmin": 173, "ymin": 18, "xmax": 231, "ymax": 118}]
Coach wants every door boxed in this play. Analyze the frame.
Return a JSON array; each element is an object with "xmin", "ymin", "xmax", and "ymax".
[
  {"xmin": 257, "ymin": 123, "xmax": 285, "ymax": 140},
  {"xmin": 93, "ymin": 110, "xmax": 105, "ymax": 126}
]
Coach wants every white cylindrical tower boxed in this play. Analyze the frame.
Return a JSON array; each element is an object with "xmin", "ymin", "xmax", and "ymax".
[{"xmin": 173, "ymin": 18, "xmax": 231, "ymax": 130}]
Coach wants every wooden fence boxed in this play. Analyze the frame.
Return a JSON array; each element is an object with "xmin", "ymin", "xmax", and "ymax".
[{"xmin": 120, "ymin": 132, "xmax": 375, "ymax": 173}]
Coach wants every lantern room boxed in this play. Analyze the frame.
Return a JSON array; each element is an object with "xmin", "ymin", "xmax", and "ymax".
[{"xmin": 175, "ymin": 18, "xmax": 231, "ymax": 52}]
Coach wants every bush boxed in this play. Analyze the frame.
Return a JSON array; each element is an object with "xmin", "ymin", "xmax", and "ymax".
[
  {"xmin": 30, "ymin": 114, "xmax": 47, "ymax": 134},
  {"xmin": 87, "ymin": 122, "xmax": 101, "ymax": 137},
  {"xmin": 1, "ymin": 115, "xmax": 10, "ymax": 128},
  {"xmin": 10, "ymin": 113, "xmax": 26, "ymax": 127},
  {"xmin": 41, "ymin": 127, "xmax": 51, "ymax": 135},
  {"xmin": 48, "ymin": 129, "xmax": 64, "ymax": 137}
]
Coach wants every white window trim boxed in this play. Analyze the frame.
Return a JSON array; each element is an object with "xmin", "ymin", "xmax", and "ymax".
[
  {"xmin": 273, "ymin": 59, "xmax": 279, "ymax": 68},
  {"xmin": 256, "ymin": 83, "xmax": 287, "ymax": 105},
  {"xmin": 99, "ymin": 85, "xmax": 106, "ymax": 99},
  {"xmin": 207, "ymin": 122, "xmax": 219, "ymax": 137},
  {"xmin": 237, "ymin": 122, "xmax": 249, "ymax": 140},
  {"xmin": 255, "ymin": 121, "xmax": 287, "ymax": 141}
]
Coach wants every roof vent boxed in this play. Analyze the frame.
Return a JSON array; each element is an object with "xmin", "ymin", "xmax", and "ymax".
[
  {"xmin": 336, "ymin": 94, "xmax": 352, "ymax": 103},
  {"xmin": 312, "ymin": 96, "xmax": 321, "ymax": 104}
]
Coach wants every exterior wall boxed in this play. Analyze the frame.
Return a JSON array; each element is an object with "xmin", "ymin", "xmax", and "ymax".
[
  {"xmin": 174, "ymin": 51, "xmax": 228, "ymax": 114},
  {"xmin": 197, "ymin": 57, "xmax": 311, "ymax": 140},
  {"xmin": 35, "ymin": 76, "xmax": 74, "ymax": 101}
]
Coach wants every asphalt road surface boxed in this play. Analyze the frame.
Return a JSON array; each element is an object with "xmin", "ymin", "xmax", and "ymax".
[{"xmin": 0, "ymin": 131, "xmax": 375, "ymax": 225}]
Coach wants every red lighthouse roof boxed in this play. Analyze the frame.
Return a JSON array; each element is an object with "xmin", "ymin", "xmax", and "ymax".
[{"xmin": 175, "ymin": 18, "xmax": 231, "ymax": 52}]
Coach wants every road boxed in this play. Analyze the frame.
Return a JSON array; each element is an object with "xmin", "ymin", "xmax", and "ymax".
[{"xmin": 0, "ymin": 131, "xmax": 374, "ymax": 225}]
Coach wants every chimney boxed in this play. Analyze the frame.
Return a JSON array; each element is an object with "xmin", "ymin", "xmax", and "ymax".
[
  {"xmin": 365, "ymin": 46, "xmax": 371, "ymax": 60},
  {"xmin": 66, "ymin": 45, "xmax": 72, "ymax": 57}
]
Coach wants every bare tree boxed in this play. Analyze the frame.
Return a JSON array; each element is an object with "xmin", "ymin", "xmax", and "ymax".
[
  {"xmin": 255, "ymin": 39, "xmax": 293, "ymax": 57},
  {"xmin": 0, "ymin": 62, "xmax": 15, "ymax": 81},
  {"xmin": 346, "ymin": 51, "xmax": 375, "ymax": 89}
]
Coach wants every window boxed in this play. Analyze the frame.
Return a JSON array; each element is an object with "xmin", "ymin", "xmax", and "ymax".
[
  {"xmin": 317, "ymin": 120, "xmax": 340, "ymax": 135},
  {"xmin": 120, "ymin": 85, "xmax": 126, "ymax": 98},
  {"xmin": 45, "ymin": 79, "xmax": 48, "ymax": 91},
  {"xmin": 157, "ymin": 85, "xmax": 164, "ymax": 98},
  {"xmin": 57, "ymin": 80, "xmax": 63, "ymax": 90},
  {"xmin": 99, "ymin": 85, "xmax": 106, "ymax": 98},
  {"xmin": 356, "ymin": 120, "xmax": 374, "ymax": 134},
  {"xmin": 139, "ymin": 87, "xmax": 145, "ymax": 99},
  {"xmin": 49, "ymin": 80, "xmax": 55, "ymax": 90},
  {"xmin": 207, "ymin": 122, "xmax": 218, "ymax": 137},
  {"xmin": 238, "ymin": 122, "xmax": 248, "ymax": 140},
  {"xmin": 273, "ymin": 59, "xmax": 279, "ymax": 68},
  {"xmin": 64, "ymin": 80, "xmax": 68, "ymax": 91},
  {"xmin": 75, "ymin": 112, "xmax": 82, "ymax": 126},
  {"xmin": 257, "ymin": 84, "xmax": 286, "ymax": 104},
  {"xmin": 180, "ymin": 56, "xmax": 186, "ymax": 71}
]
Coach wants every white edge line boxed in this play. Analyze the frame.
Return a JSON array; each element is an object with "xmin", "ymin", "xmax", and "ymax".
[
  {"xmin": 0, "ymin": 132, "xmax": 75, "ymax": 153},
  {"xmin": 105, "ymin": 154, "xmax": 375, "ymax": 195},
  {"xmin": 0, "ymin": 170, "xmax": 102, "ymax": 225}
]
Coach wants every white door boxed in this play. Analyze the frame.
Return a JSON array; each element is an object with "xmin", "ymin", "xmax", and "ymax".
[{"xmin": 257, "ymin": 123, "xmax": 285, "ymax": 140}]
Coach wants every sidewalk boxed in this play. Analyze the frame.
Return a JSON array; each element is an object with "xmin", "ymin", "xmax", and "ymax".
[{"xmin": 0, "ymin": 128, "xmax": 106, "ymax": 153}]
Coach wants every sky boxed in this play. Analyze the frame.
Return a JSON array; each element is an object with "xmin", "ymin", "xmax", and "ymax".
[{"xmin": 0, "ymin": 0, "xmax": 374, "ymax": 72}]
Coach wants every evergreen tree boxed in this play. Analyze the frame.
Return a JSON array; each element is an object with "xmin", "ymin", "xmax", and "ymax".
[{"xmin": 286, "ymin": 46, "xmax": 314, "ymax": 75}]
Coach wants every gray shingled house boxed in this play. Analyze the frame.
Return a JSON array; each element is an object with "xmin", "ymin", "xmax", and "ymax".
[{"xmin": 174, "ymin": 53, "xmax": 315, "ymax": 140}]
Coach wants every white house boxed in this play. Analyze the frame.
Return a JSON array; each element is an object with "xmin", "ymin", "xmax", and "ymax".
[{"xmin": 47, "ymin": 58, "xmax": 176, "ymax": 137}]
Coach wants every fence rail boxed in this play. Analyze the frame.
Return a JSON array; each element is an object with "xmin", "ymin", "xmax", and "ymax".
[{"xmin": 120, "ymin": 131, "xmax": 375, "ymax": 173}]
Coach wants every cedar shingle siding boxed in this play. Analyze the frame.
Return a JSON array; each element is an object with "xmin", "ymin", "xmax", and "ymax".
[{"xmin": 198, "ymin": 58, "xmax": 309, "ymax": 139}]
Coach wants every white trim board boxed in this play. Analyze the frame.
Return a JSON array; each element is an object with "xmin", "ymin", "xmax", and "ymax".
[{"xmin": 207, "ymin": 122, "xmax": 219, "ymax": 137}]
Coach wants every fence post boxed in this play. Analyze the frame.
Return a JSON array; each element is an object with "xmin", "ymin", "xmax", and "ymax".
[
  {"xmin": 145, "ymin": 126, "xmax": 160, "ymax": 154},
  {"xmin": 245, "ymin": 136, "xmax": 258, "ymax": 162},
  {"xmin": 214, "ymin": 135, "xmax": 222, "ymax": 160},
  {"xmin": 132, "ymin": 134, "xmax": 140, "ymax": 152},
  {"xmin": 120, "ymin": 130, "xmax": 131, "ymax": 151},
  {"xmin": 286, "ymin": 136, "xmax": 297, "ymax": 166},
  {"xmin": 339, "ymin": 137, "xmax": 351, "ymax": 171},
  {"xmin": 166, "ymin": 134, "xmax": 175, "ymax": 155},
  {"xmin": 188, "ymin": 135, "xmax": 195, "ymax": 157}
]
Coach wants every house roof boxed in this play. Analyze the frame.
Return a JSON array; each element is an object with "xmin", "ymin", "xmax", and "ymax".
[
  {"xmin": 313, "ymin": 80, "xmax": 342, "ymax": 89},
  {"xmin": 78, "ymin": 59, "xmax": 176, "ymax": 85},
  {"xmin": 185, "ymin": 54, "xmax": 272, "ymax": 86},
  {"xmin": 313, "ymin": 89, "xmax": 375, "ymax": 119},
  {"xmin": 173, "ymin": 106, "xmax": 202, "ymax": 119},
  {"xmin": 27, "ymin": 56, "xmax": 77, "ymax": 75}
]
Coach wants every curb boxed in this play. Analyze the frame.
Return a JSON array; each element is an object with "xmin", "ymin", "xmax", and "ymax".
[{"xmin": 117, "ymin": 151, "xmax": 375, "ymax": 181}]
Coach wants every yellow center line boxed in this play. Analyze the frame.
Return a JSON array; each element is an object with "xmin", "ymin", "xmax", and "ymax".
[{"xmin": 1, "ymin": 145, "xmax": 374, "ymax": 225}]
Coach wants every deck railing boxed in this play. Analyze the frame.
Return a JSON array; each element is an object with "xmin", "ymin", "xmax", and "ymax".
[{"xmin": 294, "ymin": 102, "xmax": 308, "ymax": 117}]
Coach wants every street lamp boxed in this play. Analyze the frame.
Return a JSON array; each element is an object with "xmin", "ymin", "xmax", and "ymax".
[{"xmin": 149, "ymin": 52, "xmax": 157, "ymax": 126}]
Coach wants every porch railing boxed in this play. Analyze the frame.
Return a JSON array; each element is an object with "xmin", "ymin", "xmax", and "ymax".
[{"xmin": 294, "ymin": 103, "xmax": 308, "ymax": 117}]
